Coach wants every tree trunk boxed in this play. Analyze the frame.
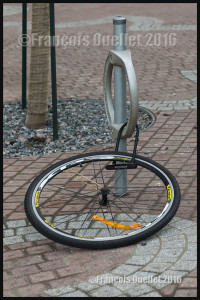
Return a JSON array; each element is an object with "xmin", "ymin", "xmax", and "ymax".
[{"xmin": 25, "ymin": 3, "xmax": 50, "ymax": 129}]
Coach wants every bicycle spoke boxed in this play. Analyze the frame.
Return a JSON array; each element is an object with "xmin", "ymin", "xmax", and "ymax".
[
  {"xmin": 107, "ymin": 200, "xmax": 118, "ymax": 236},
  {"xmin": 64, "ymin": 168, "xmax": 103, "ymax": 191},
  {"xmin": 98, "ymin": 162, "xmax": 105, "ymax": 187},
  {"xmin": 44, "ymin": 184, "xmax": 99, "ymax": 200},
  {"xmin": 92, "ymin": 162, "xmax": 102, "ymax": 194},
  {"xmin": 76, "ymin": 189, "xmax": 100, "ymax": 236},
  {"xmin": 101, "ymin": 207, "xmax": 113, "ymax": 237},
  {"xmin": 53, "ymin": 211, "xmax": 94, "ymax": 225},
  {"xmin": 104, "ymin": 166, "xmax": 124, "ymax": 188},
  {"xmin": 110, "ymin": 192, "xmax": 151, "ymax": 223}
]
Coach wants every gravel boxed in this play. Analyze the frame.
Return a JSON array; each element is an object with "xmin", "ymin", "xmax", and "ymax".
[{"xmin": 3, "ymin": 99, "xmax": 154, "ymax": 158}]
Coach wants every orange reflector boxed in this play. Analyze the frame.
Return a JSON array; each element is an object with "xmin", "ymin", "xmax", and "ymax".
[{"xmin": 93, "ymin": 215, "xmax": 142, "ymax": 230}]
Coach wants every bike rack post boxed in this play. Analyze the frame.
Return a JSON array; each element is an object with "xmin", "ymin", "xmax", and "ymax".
[
  {"xmin": 113, "ymin": 16, "xmax": 127, "ymax": 195},
  {"xmin": 103, "ymin": 16, "xmax": 139, "ymax": 196}
]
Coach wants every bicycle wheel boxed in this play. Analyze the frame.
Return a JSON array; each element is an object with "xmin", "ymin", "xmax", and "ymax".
[{"xmin": 24, "ymin": 151, "xmax": 180, "ymax": 249}]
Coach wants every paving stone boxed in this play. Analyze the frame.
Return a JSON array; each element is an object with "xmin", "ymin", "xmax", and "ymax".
[
  {"xmin": 179, "ymin": 277, "xmax": 197, "ymax": 288},
  {"xmin": 134, "ymin": 245, "xmax": 159, "ymax": 255},
  {"xmin": 3, "ymin": 229, "xmax": 14, "ymax": 237},
  {"xmin": 61, "ymin": 290, "xmax": 89, "ymax": 297},
  {"xmin": 142, "ymin": 262, "xmax": 172, "ymax": 273},
  {"xmin": 161, "ymin": 239, "xmax": 186, "ymax": 248},
  {"xmin": 4, "ymin": 249, "xmax": 25, "ymax": 261},
  {"xmin": 187, "ymin": 268, "xmax": 197, "ymax": 277},
  {"xmin": 180, "ymin": 250, "xmax": 197, "ymax": 261},
  {"xmin": 89, "ymin": 285, "xmax": 122, "ymax": 297},
  {"xmin": 172, "ymin": 106, "xmax": 189, "ymax": 110},
  {"xmin": 174, "ymin": 288, "xmax": 197, "ymax": 297},
  {"xmin": 6, "ymin": 220, "xmax": 26, "ymax": 228},
  {"xmin": 152, "ymin": 256, "xmax": 177, "ymax": 263},
  {"xmin": 25, "ymin": 233, "xmax": 47, "ymax": 242},
  {"xmin": 3, "ymin": 235, "xmax": 24, "ymax": 245},
  {"xmin": 126, "ymin": 255, "xmax": 154, "ymax": 266},
  {"xmin": 141, "ymin": 237, "xmax": 160, "ymax": 246},
  {"xmin": 112, "ymin": 264, "xmax": 141, "ymax": 276},
  {"xmin": 186, "ymin": 234, "xmax": 197, "ymax": 243},
  {"xmin": 160, "ymin": 283, "xmax": 178, "ymax": 296},
  {"xmin": 171, "ymin": 219, "xmax": 197, "ymax": 229},
  {"xmin": 16, "ymin": 283, "xmax": 46, "ymax": 297},
  {"xmin": 181, "ymin": 70, "xmax": 197, "ymax": 83},
  {"xmin": 159, "ymin": 234, "xmax": 184, "ymax": 242},
  {"xmin": 112, "ymin": 280, "xmax": 135, "ymax": 292},
  {"xmin": 44, "ymin": 286, "xmax": 75, "ymax": 297},
  {"xmin": 168, "ymin": 217, "xmax": 182, "ymax": 225},
  {"xmin": 170, "ymin": 260, "xmax": 197, "ymax": 271},
  {"xmin": 143, "ymin": 291, "xmax": 162, "ymax": 297},
  {"xmin": 158, "ymin": 106, "xmax": 176, "ymax": 111},
  {"xmin": 178, "ymin": 100, "xmax": 191, "ymax": 103},
  {"xmin": 187, "ymin": 243, "xmax": 197, "ymax": 251},
  {"xmin": 16, "ymin": 226, "xmax": 38, "ymax": 235},
  {"xmin": 155, "ymin": 227, "xmax": 180, "ymax": 238},
  {"xmin": 182, "ymin": 226, "xmax": 197, "ymax": 235},
  {"xmin": 76, "ymin": 282, "xmax": 99, "ymax": 292},
  {"xmin": 126, "ymin": 283, "xmax": 154, "ymax": 296}
]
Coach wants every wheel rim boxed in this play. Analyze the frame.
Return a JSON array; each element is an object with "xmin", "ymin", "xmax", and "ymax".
[{"xmin": 31, "ymin": 154, "xmax": 174, "ymax": 242}]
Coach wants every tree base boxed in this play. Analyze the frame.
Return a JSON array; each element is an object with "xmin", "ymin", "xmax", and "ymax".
[{"xmin": 25, "ymin": 114, "xmax": 47, "ymax": 129}]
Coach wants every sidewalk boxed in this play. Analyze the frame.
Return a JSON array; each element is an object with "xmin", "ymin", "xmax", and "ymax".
[
  {"xmin": 3, "ymin": 108, "xmax": 197, "ymax": 297},
  {"xmin": 3, "ymin": 3, "xmax": 197, "ymax": 297}
]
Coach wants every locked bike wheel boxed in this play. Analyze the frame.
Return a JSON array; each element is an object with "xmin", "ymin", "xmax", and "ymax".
[{"xmin": 24, "ymin": 151, "xmax": 180, "ymax": 249}]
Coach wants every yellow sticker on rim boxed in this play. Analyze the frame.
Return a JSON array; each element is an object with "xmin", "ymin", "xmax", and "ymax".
[
  {"xmin": 167, "ymin": 184, "xmax": 171, "ymax": 201},
  {"xmin": 45, "ymin": 219, "xmax": 56, "ymax": 228},
  {"xmin": 35, "ymin": 191, "xmax": 40, "ymax": 207},
  {"xmin": 75, "ymin": 235, "xmax": 94, "ymax": 239},
  {"xmin": 115, "ymin": 157, "xmax": 131, "ymax": 161}
]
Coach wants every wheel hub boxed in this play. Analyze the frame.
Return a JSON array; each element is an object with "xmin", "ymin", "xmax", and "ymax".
[{"xmin": 99, "ymin": 188, "xmax": 110, "ymax": 206}]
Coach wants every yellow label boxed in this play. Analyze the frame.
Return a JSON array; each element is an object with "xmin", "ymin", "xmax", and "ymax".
[
  {"xmin": 45, "ymin": 220, "xmax": 56, "ymax": 228},
  {"xmin": 115, "ymin": 157, "xmax": 131, "ymax": 161},
  {"xmin": 75, "ymin": 235, "xmax": 93, "ymax": 239},
  {"xmin": 167, "ymin": 184, "xmax": 171, "ymax": 201},
  {"xmin": 35, "ymin": 191, "xmax": 40, "ymax": 207}
]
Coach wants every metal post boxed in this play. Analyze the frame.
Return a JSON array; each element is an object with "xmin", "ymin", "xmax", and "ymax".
[
  {"xmin": 49, "ymin": 3, "xmax": 58, "ymax": 140},
  {"xmin": 113, "ymin": 16, "xmax": 127, "ymax": 195},
  {"xmin": 22, "ymin": 3, "xmax": 27, "ymax": 109}
]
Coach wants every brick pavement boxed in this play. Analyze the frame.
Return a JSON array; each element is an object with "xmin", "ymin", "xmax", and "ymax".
[
  {"xmin": 3, "ymin": 3, "xmax": 196, "ymax": 103},
  {"xmin": 3, "ymin": 3, "xmax": 197, "ymax": 298},
  {"xmin": 3, "ymin": 109, "xmax": 197, "ymax": 297}
]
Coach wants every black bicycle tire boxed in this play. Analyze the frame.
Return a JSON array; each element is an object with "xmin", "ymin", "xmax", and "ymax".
[{"xmin": 24, "ymin": 151, "xmax": 181, "ymax": 249}]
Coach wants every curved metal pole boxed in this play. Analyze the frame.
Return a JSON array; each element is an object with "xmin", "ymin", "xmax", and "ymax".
[{"xmin": 103, "ymin": 49, "xmax": 138, "ymax": 139}]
